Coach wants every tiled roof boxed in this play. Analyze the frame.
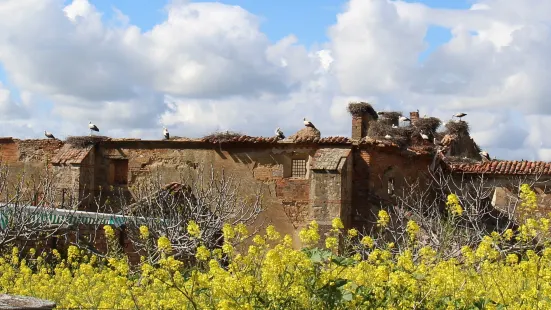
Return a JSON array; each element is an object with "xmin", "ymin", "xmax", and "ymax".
[
  {"xmin": 199, "ymin": 135, "xmax": 351, "ymax": 144},
  {"xmin": 51, "ymin": 144, "xmax": 92, "ymax": 164},
  {"xmin": 293, "ymin": 136, "xmax": 350, "ymax": 144},
  {"xmin": 311, "ymin": 148, "xmax": 351, "ymax": 170},
  {"xmin": 448, "ymin": 160, "xmax": 551, "ymax": 175}
]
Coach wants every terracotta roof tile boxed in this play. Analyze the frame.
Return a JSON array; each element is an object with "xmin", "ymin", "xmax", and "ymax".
[
  {"xmin": 51, "ymin": 144, "xmax": 92, "ymax": 164},
  {"xmin": 199, "ymin": 135, "xmax": 351, "ymax": 145},
  {"xmin": 448, "ymin": 160, "xmax": 551, "ymax": 175}
]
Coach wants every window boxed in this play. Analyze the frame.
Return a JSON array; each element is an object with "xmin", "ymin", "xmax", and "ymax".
[
  {"xmin": 112, "ymin": 159, "xmax": 129, "ymax": 185},
  {"xmin": 292, "ymin": 159, "xmax": 307, "ymax": 178}
]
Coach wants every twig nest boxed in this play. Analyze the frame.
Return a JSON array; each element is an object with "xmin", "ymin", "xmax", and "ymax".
[
  {"xmin": 65, "ymin": 136, "xmax": 110, "ymax": 148},
  {"xmin": 347, "ymin": 102, "xmax": 378, "ymax": 119},
  {"xmin": 289, "ymin": 127, "xmax": 321, "ymax": 140},
  {"xmin": 202, "ymin": 131, "xmax": 244, "ymax": 143},
  {"xmin": 444, "ymin": 120, "xmax": 470, "ymax": 135}
]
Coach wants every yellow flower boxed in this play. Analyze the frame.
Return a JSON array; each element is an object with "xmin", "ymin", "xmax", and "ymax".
[
  {"xmin": 361, "ymin": 236, "xmax": 374, "ymax": 248},
  {"xmin": 376, "ymin": 210, "xmax": 390, "ymax": 228},
  {"xmin": 332, "ymin": 218, "xmax": 344, "ymax": 230},
  {"xmin": 157, "ymin": 236, "xmax": 172, "ymax": 254},
  {"xmin": 299, "ymin": 221, "xmax": 320, "ymax": 246},
  {"xmin": 520, "ymin": 184, "xmax": 537, "ymax": 211},
  {"xmin": 139, "ymin": 225, "xmax": 150, "ymax": 240},
  {"xmin": 325, "ymin": 237, "xmax": 338, "ymax": 250},
  {"xmin": 506, "ymin": 253, "xmax": 519, "ymax": 265},
  {"xmin": 406, "ymin": 220, "xmax": 420, "ymax": 241},
  {"xmin": 186, "ymin": 220, "xmax": 201, "ymax": 238},
  {"xmin": 253, "ymin": 235, "xmax": 266, "ymax": 246},
  {"xmin": 195, "ymin": 246, "xmax": 210, "ymax": 261},
  {"xmin": 265, "ymin": 225, "xmax": 280, "ymax": 240},
  {"xmin": 222, "ymin": 223, "xmax": 235, "ymax": 241},
  {"xmin": 103, "ymin": 225, "xmax": 115, "ymax": 240},
  {"xmin": 235, "ymin": 223, "xmax": 249, "ymax": 237},
  {"xmin": 347, "ymin": 228, "xmax": 359, "ymax": 238},
  {"xmin": 446, "ymin": 194, "xmax": 463, "ymax": 216}
]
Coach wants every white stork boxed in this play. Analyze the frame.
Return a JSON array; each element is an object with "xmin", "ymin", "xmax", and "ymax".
[
  {"xmin": 44, "ymin": 130, "xmax": 55, "ymax": 140},
  {"xmin": 88, "ymin": 121, "xmax": 99, "ymax": 136},
  {"xmin": 385, "ymin": 134, "xmax": 392, "ymax": 139},
  {"xmin": 454, "ymin": 112, "xmax": 467, "ymax": 121},
  {"xmin": 420, "ymin": 131, "xmax": 429, "ymax": 140},
  {"xmin": 399, "ymin": 116, "xmax": 410, "ymax": 122},
  {"xmin": 392, "ymin": 124, "xmax": 398, "ymax": 129},
  {"xmin": 303, "ymin": 118, "xmax": 314, "ymax": 128},
  {"xmin": 163, "ymin": 127, "xmax": 170, "ymax": 140},
  {"xmin": 275, "ymin": 127, "xmax": 285, "ymax": 139},
  {"xmin": 480, "ymin": 151, "xmax": 491, "ymax": 161}
]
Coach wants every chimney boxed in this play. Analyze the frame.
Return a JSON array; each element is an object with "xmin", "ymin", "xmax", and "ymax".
[
  {"xmin": 348, "ymin": 102, "xmax": 377, "ymax": 140},
  {"xmin": 410, "ymin": 111, "xmax": 419, "ymax": 125}
]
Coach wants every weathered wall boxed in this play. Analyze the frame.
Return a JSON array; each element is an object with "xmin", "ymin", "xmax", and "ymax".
[
  {"xmin": 352, "ymin": 145, "xmax": 433, "ymax": 228},
  {"xmin": 0, "ymin": 138, "xmax": 64, "ymax": 202},
  {"xmin": 94, "ymin": 141, "xmax": 320, "ymax": 246}
]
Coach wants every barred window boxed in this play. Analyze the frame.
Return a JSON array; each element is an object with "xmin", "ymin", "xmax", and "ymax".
[{"xmin": 292, "ymin": 159, "xmax": 307, "ymax": 178}]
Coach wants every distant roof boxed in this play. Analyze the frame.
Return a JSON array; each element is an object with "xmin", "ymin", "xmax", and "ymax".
[
  {"xmin": 311, "ymin": 148, "xmax": 351, "ymax": 170},
  {"xmin": 448, "ymin": 160, "xmax": 551, "ymax": 175},
  {"xmin": 51, "ymin": 144, "xmax": 92, "ymax": 164}
]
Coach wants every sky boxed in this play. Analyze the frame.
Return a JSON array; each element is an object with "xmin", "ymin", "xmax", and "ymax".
[{"xmin": 0, "ymin": 0, "xmax": 550, "ymax": 161}]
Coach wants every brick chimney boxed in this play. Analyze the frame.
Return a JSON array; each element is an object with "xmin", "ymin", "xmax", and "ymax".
[
  {"xmin": 349, "ymin": 102, "xmax": 377, "ymax": 140},
  {"xmin": 410, "ymin": 111, "xmax": 419, "ymax": 126}
]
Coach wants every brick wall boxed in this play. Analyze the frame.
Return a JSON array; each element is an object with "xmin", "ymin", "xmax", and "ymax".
[
  {"xmin": 351, "ymin": 146, "xmax": 433, "ymax": 228},
  {"xmin": 0, "ymin": 138, "xmax": 18, "ymax": 163}
]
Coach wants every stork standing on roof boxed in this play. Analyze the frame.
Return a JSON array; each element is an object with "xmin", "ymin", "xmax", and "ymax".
[
  {"xmin": 454, "ymin": 112, "xmax": 467, "ymax": 121},
  {"xmin": 275, "ymin": 127, "xmax": 285, "ymax": 139},
  {"xmin": 88, "ymin": 121, "xmax": 99, "ymax": 136},
  {"xmin": 480, "ymin": 151, "xmax": 491, "ymax": 161},
  {"xmin": 44, "ymin": 130, "xmax": 55, "ymax": 140},
  {"xmin": 303, "ymin": 118, "xmax": 315, "ymax": 128},
  {"xmin": 163, "ymin": 127, "xmax": 170, "ymax": 140}
]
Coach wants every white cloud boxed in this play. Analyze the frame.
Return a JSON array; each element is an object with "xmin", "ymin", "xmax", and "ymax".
[
  {"xmin": 0, "ymin": 83, "xmax": 29, "ymax": 120},
  {"xmin": 0, "ymin": 0, "xmax": 550, "ymax": 160}
]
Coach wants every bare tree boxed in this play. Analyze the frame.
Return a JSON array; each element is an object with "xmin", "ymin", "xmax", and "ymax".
[
  {"xmin": 105, "ymin": 163, "xmax": 264, "ymax": 263},
  {"xmin": 355, "ymin": 167, "xmax": 551, "ymax": 259},
  {"xmin": 0, "ymin": 163, "xmax": 83, "ymax": 254}
]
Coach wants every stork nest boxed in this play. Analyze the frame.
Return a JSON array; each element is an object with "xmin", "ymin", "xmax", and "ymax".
[
  {"xmin": 444, "ymin": 120, "xmax": 470, "ymax": 135},
  {"xmin": 347, "ymin": 102, "xmax": 378, "ymax": 119},
  {"xmin": 65, "ymin": 136, "xmax": 110, "ymax": 148},
  {"xmin": 202, "ymin": 131, "xmax": 244, "ymax": 143},
  {"xmin": 378, "ymin": 111, "xmax": 403, "ymax": 126},
  {"xmin": 414, "ymin": 117, "xmax": 442, "ymax": 133},
  {"xmin": 367, "ymin": 121, "xmax": 413, "ymax": 147}
]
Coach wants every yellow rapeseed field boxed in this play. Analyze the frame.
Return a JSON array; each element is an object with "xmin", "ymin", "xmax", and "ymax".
[{"xmin": 1, "ymin": 185, "xmax": 551, "ymax": 309}]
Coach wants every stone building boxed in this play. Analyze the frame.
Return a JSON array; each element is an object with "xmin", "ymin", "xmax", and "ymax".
[{"xmin": 2, "ymin": 103, "xmax": 551, "ymax": 248}]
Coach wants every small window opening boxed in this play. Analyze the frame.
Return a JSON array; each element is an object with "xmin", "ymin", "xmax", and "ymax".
[
  {"xmin": 113, "ymin": 159, "xmax": 129, "ymax": 185},
  {"xmin": 292, "ymin": 159, "xmax": 307, "ymax": 178}
]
